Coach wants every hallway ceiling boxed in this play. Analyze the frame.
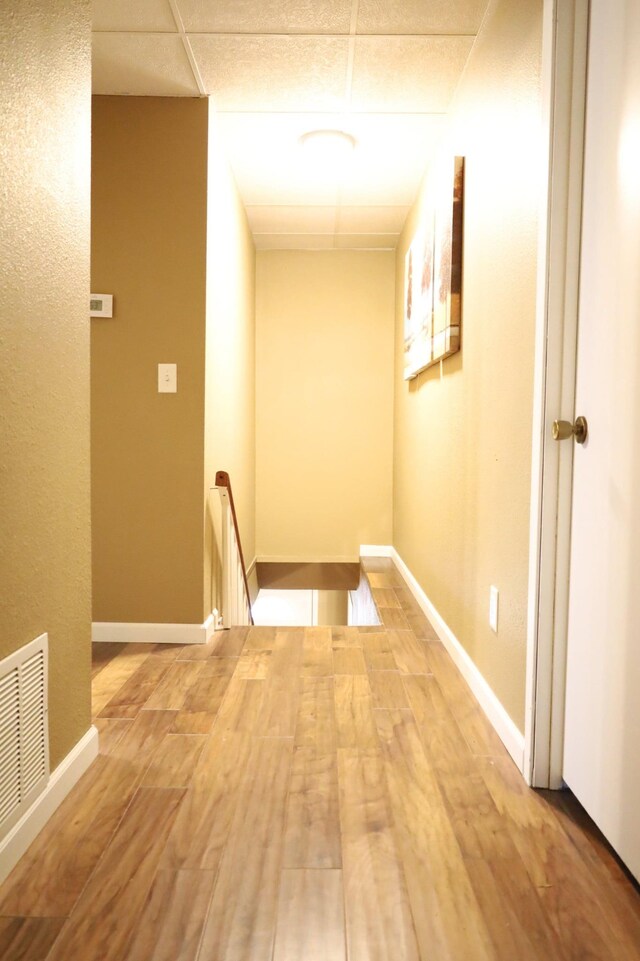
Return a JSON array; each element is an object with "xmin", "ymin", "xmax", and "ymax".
[{"xmin": 92, "ymin": 0, "xmax": 487, "ymax": 250}]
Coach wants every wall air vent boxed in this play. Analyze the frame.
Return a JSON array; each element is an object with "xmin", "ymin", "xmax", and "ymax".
[{"xmin": 0, "ymin": 634, "xmax": 49, "ymax": 842}]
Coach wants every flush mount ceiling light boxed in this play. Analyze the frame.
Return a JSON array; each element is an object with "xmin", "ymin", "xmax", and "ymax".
[
  {"xmin": 299, "ymin": 129, "xmax": 357, "ymax": 165},
  {"xmin": 299, "ymin": 129, "xmax": 357, "ymax": 150}
]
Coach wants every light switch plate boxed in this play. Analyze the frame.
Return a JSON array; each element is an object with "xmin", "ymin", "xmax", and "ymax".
[
  {"xmin": 489, "ymin": 586, "xmax": 499, "ymax": 633},
  {"xmin": 158, "ymin": 363, "xmax": 177, "ymax": 393}
]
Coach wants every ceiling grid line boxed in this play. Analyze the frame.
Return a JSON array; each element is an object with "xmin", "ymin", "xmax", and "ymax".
[
  {"xmin": 91, "ymin": 31, "xmax": 477, "ymax": 41},
  {"xmin": 167, "ymin": 0, "xmax": 207, "ymax": 96},
  {"xmin": 214, "ymin": 109, "xmax": 449, "ymax": 116},
  {"xmin": 180, "ymin": 32, "xmax": 477, "ymax": 39},
  {"xmin": 333, "ymin": 0, "xmax": 361, "ymax": 243},
  {"xmin": 254, "ymin": 231, "xmax": 399, "ymax": 238}
]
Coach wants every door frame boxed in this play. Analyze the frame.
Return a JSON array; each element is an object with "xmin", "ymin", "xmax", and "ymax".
[{"xmin": 524, "ymin": 0, "xmax": 590, "ymax": 788}]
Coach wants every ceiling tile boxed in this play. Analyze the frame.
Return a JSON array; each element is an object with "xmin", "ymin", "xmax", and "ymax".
[
  {"xmin": 337, "ymin": 205, "xmax": 410, "ymax": 233},
  {"xmin": 217, "ymin": 113, "xmax": 345, "ymax": 205},
  {"xmin": 189, "ymin": 35, "xmax": 349, "ymax": 111},
  {"xmin": 334, "ymin": 234, "xmax": 398, "ymax": 249},
  {"xmin": 357, "ymin": 0, "xmax": 488, "ymax": 35},
  {"xmin": 254, "ymin": 234, "xmax": 336, "ymax": 250},
  {"xmin": 92, "ymin": 34, "xmax": 200, "ymax": 96},
  {"xmin": 351, "ymin": 36, "xmax": 474, "ymax": 112},
  {"xmin": 339, "ymin": 113, "xmax": 444, "ymax": 205},
  {"xmin": 247, "ymin": 206, "xmax": 337, "ymax": 234},
  {"xmin": 178, "ymin": 0, "xmax": 353, "ymax": 34},
  {"xmin": 92, "ymin": 0, "xmax": 177, "ymax": 33},
  {"xmin": 218, "ymin": 112, "xmax": 443, "ymax": 208}
]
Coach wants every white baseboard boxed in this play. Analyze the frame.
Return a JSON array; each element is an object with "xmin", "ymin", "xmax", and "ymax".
[
  {"xmin": 203, "ymin": 613, "xmax": 217, "ymax": 641},
  {"xmin": 390, "ymin": 548, "xmax": 525, "ymax": 772},
  {"xmin": 92, "ymin": 617, "xmax": 213, "ymax": 645},
  {"xmin": 359, "ymin": 544, "xmax": 394, "ymax": 558},
  {"xmin": 246, "ymin": 557, "xmax": 257, "ymax": 577},
  {"xmin": 0, "ymin": 725, "xmax": 99, "ymax": 885}
]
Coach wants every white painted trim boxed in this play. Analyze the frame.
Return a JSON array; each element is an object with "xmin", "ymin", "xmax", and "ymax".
[
  {"xmin": 245, "ymin": 557, "xmax": 260, "ymax": 608},
  {"xmin": 256, "ymin": 554, "xmax": 359, "ymax": 564},
  {"xmin": 359, "ymin": 545, "xmax": 394, "ymax": 558},
  {"xmin": 0, "ymin": 633, "xmax": 50, "ymax": 838},
  {"xmin": 0, "ymin": 725, "xmax": 98, "ymax": 885},
  {"xmin": 525, "ymin": 0, "xmax": 589, "ymax": 788},
  {"xmin": 391, "ymin": 549, "xmax": 526, "ymax": 772},
  {"xmin": 203, "ymin": 613, "xmax": 216, "ymax": 642},
  {"xmin": 92, "ymin": 620, "xmax": 210, "ymax": 645}
]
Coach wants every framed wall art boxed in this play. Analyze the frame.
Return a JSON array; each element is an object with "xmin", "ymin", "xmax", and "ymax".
[{"xmin": 404, "ymin": 156, "xmax": 464, "ymax": 380}]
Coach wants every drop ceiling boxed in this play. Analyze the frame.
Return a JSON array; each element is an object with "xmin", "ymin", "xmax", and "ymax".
[{"xmin": 92, "ymin": 0, "xmax": 488, "ymax": 249}]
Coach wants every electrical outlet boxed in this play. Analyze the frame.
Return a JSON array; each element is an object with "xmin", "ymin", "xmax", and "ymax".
[{"xmin": 489, "ymin": 586, "xmax": 499, "ymax": 633}]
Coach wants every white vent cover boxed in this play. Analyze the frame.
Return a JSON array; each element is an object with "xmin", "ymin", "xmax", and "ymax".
[{"xmin": 0, "ymin": 634, "xmax": 49, "ymax": 841}]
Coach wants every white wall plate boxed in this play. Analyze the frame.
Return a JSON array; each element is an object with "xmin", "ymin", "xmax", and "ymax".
[{"xmin": 90, "ymin": 293, "xmax": 113, "ymax": 318}]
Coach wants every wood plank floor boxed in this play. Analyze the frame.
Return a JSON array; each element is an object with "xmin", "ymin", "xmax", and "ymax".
[{"xmin": 1, "ymin": 558, "xmax": 639, "ymax": 960}]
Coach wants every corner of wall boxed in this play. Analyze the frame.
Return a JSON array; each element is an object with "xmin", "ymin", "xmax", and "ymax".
[{"xmin": 203, "ymin": 106, "xmax": 256, "ymax": 621}]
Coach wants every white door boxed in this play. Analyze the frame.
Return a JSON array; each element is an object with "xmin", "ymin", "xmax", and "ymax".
[{"xmin": 563, "ymin": 0, "xmax": 640, "ymax": 881}]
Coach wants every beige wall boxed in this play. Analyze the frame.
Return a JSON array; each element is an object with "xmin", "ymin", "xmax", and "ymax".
[
  {"xmin": 256, "ymin": 250, "xmax": 395, "ymax": 561},
  {"xmin": 0, "ymin": 1, "xmax": 92, "ymax": 767},
  {"xmin": 92, "ymin": 98, "xmax": 255, "ymax": 625},
  {"xmin": 317, "ymin": 591, "xmax": 349, "ymax": 627},
  {"xmin": 393, "ymin": 0, "xmax": 543, "ymax": 730},
  {"xmin": 204, "ymin": 107, "xmax": 256, "ymax": 618},
  {"xmin": 91, "ymin": 98, "xmax": 208, "ymax": 624}
]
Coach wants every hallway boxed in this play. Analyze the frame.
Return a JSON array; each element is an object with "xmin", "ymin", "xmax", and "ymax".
[{"xmin": 1, "ymin": 559, "xmax": 638, "ymax": 961}]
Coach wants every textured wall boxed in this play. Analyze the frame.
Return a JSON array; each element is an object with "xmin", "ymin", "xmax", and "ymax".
[
  {"xmin": 204, "ymin": 106, "xmax": 256, "ymax": 619},
  {"xmin": 393, "ymin": 0, "xmax": 543, "ymax": 730},
  {"xmin": 0, "ymin": 1, "xmax": 92, "ymax": 767},
  {"xmin": 91, "ymin": 97, "xmax": 208, "ymax": 624},
  {"xmin": 256, "ymin": 250, "xmax": 395, "ymax": 561}
]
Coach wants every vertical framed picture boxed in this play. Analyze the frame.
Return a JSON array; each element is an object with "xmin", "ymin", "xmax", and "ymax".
[
  {"xmin": 404, "ymin": 156, "xmax": 464, "ymax": 380},
  {"xmin": 404, "ymin": 218, "xmax": 435, "ymax": 378}
]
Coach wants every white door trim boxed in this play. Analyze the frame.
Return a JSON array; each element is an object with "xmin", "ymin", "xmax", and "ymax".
[{"xmin": 524, "ymin": 0, "xmax": 589, "ymax": 787}]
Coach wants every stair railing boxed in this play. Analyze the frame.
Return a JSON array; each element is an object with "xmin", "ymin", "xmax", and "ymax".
[{"xmin": 215, "ymin": 470, "xmax": 254, "ymax": 627}]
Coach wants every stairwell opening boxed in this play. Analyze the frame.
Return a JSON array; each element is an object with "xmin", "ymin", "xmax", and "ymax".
[{"xmin": 252, "ymin": 562, "xmax": 379, "ymax": 628}]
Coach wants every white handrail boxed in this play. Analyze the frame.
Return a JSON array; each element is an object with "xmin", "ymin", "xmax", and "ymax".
[
  {"xmin": 219, "ymin": 487, "xmax": 252, "ymax": 626},
  {"xmin": 213, "ymin": 472, "xmax": 253, "ymax": 628}
]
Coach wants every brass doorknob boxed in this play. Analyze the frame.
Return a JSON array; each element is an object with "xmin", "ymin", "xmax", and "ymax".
[{"xmin": 552, "ymin": 416, "xmax": 588, "ymax": 444}]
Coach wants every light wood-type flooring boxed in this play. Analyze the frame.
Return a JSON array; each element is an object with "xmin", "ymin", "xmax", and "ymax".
[{"xmin": 1, "ymin": 558, "xmax": 639, "ymax": 960}]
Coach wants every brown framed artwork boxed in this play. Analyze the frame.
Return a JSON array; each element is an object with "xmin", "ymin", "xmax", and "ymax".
[{"xmin": 404, "ymin": 156, "xmax": 464, "ymax": 380}]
